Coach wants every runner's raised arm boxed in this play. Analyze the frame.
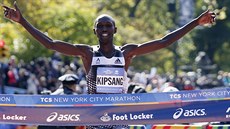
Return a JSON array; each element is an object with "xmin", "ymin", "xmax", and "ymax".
[
  {"xmin": 3, "ymin": 1, "xmax": 91, "ymax": 57},
  {"xmin": 122, "ymin": 10, "xmax": 216, "ymax": 58}
]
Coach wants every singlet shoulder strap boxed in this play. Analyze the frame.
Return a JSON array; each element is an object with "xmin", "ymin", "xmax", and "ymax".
[
  {"xmin": 92, "ymin": 45, "xmax": 101, "ymax": 56},
  {"xmin": 114, "ymin": 46, "xmax": 123, "ymax": 57},
  {"xmin": 92, "ymin": 45, "xmax": 99, "ymax": 51},
  {"xmin": 115, "ymin": 45, "xmax": 121, "ymax": 50}
]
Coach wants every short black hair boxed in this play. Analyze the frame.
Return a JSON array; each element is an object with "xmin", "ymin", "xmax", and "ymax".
[{"xmin": 94, "ymin": 14, "xmax": 116, "ymax": 28}]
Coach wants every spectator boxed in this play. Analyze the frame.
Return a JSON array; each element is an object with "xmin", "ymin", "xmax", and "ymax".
[
  {"xmin": 51, "ymin": 73, "xmax": 80, "ymax": 95},
  {"xmin": 26, "ymin": 73, "xmax": 39, "ymax": 94},
  {"xmin": 127, "ymin": 83, "xmax": 147, "ymax": 93}
]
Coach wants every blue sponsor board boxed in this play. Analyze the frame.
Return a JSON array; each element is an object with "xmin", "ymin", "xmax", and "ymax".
[{"xmin": 0, "ymin": 88, "xmax": 230, "ymax": 125}]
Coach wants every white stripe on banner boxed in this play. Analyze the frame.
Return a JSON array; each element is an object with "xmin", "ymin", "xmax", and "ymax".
[{"xmin": 0, "ymin": 88, "xmax": 230, "ymax": 125}]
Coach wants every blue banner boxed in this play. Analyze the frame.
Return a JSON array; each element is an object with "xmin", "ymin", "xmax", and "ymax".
[{"xmin": 0, "ymin": 88, "xmax": 230, "ymax": 126}]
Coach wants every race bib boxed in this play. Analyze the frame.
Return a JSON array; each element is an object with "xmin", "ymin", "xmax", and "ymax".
[{"xmin": 96, "ymin": 67, "xmax": 124, "ymax": 93}]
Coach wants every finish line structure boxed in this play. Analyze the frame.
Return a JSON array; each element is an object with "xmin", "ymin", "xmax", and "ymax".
[{"xmin": 0, "ymin": 88, "xmax": 230, "ymax": 126}]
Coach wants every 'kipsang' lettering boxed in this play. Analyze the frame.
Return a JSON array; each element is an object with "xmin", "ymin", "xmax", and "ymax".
[{"xmin": 96, "ymin": 77, "xmax": 123, "ymax": 85}]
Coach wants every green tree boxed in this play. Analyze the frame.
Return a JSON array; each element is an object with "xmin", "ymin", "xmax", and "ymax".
[
  {"xmin": 1, "ymin": 0, "xmax": 97, "ymax": 62},
  {"xmin": 1, "ymin": 0, "xmax": 229, "ymax": 73},
  {"xmin": 192, "ymin": 0, "xmax": 230, "ymax": 71}
]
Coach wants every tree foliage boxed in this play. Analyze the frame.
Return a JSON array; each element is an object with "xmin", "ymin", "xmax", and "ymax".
[{"xmin": 192, "ymin": 0, "xmax": 230, "ymax": 71}]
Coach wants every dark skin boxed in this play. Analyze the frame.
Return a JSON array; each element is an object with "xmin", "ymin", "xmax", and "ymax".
[{"xmin": 2, "ymin": 2, "xmax": 216, "ymax": 74}]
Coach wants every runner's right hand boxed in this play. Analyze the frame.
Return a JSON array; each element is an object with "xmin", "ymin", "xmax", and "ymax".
[{"xmin": 2, "ymin": 1, "xmax": 22, "ymax": 23}]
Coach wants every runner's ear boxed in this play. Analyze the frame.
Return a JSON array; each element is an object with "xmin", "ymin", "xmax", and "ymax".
[
  {"xmin": 114, "ymin": 27, "xmax": 117, "ymax": 34},
  {"xmin": 93, "ymin": 28, "xmax": 96, "ymax": 35}
]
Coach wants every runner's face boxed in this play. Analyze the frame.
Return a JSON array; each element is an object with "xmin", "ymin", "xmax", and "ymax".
[{"xmin": 94, "ymin": 17, "xmax": 117, "ymax": 42}]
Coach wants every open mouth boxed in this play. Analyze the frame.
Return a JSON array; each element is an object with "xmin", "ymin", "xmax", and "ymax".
[{"xmin": 102, "ymin": 33, "xmax": 108, "ymax": 37}]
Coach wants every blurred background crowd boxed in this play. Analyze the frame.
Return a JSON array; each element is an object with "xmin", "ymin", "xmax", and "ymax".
[{"xmin": 0, "ymin": 52, "xmax": 229, "ymax": 95}]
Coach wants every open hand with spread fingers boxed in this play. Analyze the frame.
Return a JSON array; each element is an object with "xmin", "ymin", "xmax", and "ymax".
[{"xmin": 2, "ymin": 1, "xmax": 22, "ymax": 23}]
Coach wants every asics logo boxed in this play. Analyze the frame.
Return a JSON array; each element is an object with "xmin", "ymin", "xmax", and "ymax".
[
  {"xmin": 173, "ymin": 108, "xmax": 206, "ymax": 119},
  {"xmin": 173, "ymin": 108, "xmax": 184, "ymax": 119},
  {"xmin": 46, "ymin": 112, "xmax": 80, "ymax": 122}
]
